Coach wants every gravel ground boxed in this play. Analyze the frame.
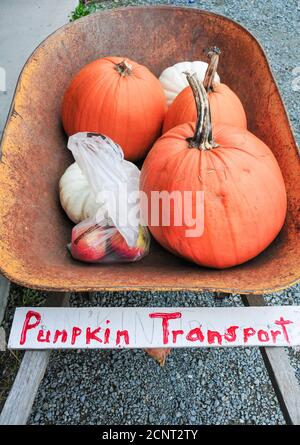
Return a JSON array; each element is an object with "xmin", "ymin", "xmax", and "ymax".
[{"xmin": 4, "ymin": 0, "xmax": 300, "ymax": 425}]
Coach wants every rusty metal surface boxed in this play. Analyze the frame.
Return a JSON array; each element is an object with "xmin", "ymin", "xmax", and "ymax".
[{"xmin": 0, "ymin": 6, "xmax": 299, "ymax": 294}]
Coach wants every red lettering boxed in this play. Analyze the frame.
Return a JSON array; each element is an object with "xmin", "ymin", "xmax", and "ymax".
[
  {"xmin": 149, "ymin": 312, "xmax": 182, "ymax": 344},
  {"xmin": 243, "ymin": 327, "xmax": 256, "ymax": 343},
  {"xmin": 37, "ymin": 330, "xmax": 50, "ymax": 343},
  {"xmin": 224, "ymin": 325, "xmax": 239, "ymax": 342},
  {"xmin": 186, "ymin": 327, "xmax": 204, "ymax": 343},
  {"xmin": 257, "ymin": 330, "xmax": 270, "ymax": 342},
  {"xmin": 116, "ymin": 330, "xmax": 129, "ymax": 346},
  {"xmin": 275, "ymin": 317, "xmax": 293, "ymax": 344},
  {"xmin": 172, "ymin": 330, "xmax": 184, "ymax": 344},
  {"xmin": 20, "ymin": 310, "xmax": 41, "ymax": 345},
  {"xmin": 71, "ymin": 327, "xmax": 82, "ymax": 345},
  {"xmin": 53, "ymin": 329, "xmax": 67, "ymax": 344},
  {"xmin": 86, "ymin": 327, "xmax": 102, "ymax": 344},
  {"xmin": 270, "ymin": 330, "xmax": 281, "ymax": 344},
  {"xmin": 104, "ymin": 328, "xmax": 110, "ymax": 344},
  {"xmin": 104, "ymin": 320, "xmax": 111, "ymax": 344},
  {"xmin": 207, "ymin": 330, "xmax": 222, "ymax": 345}
]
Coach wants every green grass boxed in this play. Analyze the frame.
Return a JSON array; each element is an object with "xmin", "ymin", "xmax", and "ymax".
[
  {"xmin": 69, "ymin": 0, "xmax": 96, "ymax": 21},
  {"xmin": 69, "ymin": 0, "xmax": 171, "ymax": 22},
  {"xmin": 0, "ymin": 349, "xmax": 22, "ymax": 411}
]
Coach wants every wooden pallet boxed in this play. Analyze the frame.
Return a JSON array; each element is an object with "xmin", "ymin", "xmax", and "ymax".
[{"xmin": 0, "ymin": 285, "xmax": 300, "ymax": 425}]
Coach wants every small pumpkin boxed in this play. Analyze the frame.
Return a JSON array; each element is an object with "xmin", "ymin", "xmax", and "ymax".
[
  {"xmin": 140, "ymin": 74, "xmax": 287, "ymax": 269},
  {"xmin": 62, "ymin": 57, "xmax": 167, "ymax": 161},
  {"xmin": 163, "ymin": 48, "xmax": 247, "ymax": 133},
  {"xmin": 59, "ymin": 162, "xmax": 106, "ymax": 224},
  {"xmin": 159, "ymin": 59, "xmax": 220, "ymax": 106}
]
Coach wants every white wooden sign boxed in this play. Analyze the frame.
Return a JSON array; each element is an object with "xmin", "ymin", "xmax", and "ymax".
[{"xmin": 8, "ymin": 306, "xmax": 300, "ymax": 349}]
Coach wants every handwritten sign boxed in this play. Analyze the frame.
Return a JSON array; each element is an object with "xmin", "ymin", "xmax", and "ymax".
[{"xmin": 8, "ymin": 306, "xmax": 300, "ymax": 349}]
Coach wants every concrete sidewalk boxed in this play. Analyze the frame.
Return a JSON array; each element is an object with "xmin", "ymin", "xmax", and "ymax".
[{"xmin": 0, "ymin": 0, "xmax": 78, "ymax": 137}]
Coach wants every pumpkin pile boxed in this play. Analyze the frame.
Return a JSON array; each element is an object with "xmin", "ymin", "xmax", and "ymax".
[
  {"xmin": 59, "ymin": 49, "xmax": 287, "ymax": 364},
  {"xmin": 141, "ymin": 71, "xmax": 286, "ymax": 268}
]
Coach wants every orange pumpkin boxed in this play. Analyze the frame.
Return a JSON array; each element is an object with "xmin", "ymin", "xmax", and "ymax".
[
  {"xmin": 163, "ymin": 48, "xmax": 247, "ymax": 133},
  {"xmin": 62, "ymin": 57, "xmax": 167, "ymax": 161},
  {"xmin": 140, "ymin": 74, "xmax": 287, "ymax": 269}
]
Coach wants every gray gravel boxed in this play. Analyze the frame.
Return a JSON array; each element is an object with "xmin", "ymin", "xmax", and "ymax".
[{"xmin": 9, "ymin": 0, "xmax": 300, "ymax": 425}]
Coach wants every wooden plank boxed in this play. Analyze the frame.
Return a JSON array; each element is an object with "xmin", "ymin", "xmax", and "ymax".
[
  {"xmin": 0, "ymin": 350, "xmax": 51, "ymax": 425},
  {"xmin": 0, "ymin": 275, "xmax": 10, "ymax": 325},
  {"xmin": 243, "ymin": 294, "xmax": 300, "ymax": 425},
  {"xmin": 0, "ymin": 326, "xmax": 5, "ymax": 351},
  {"xmin": 0, "ymin": 291, "xmax": 70, "ymax": 425}
]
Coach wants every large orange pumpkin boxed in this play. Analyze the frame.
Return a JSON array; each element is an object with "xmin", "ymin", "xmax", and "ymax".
[
  {"xmin": 163, "ymin": 48, "xmax": 247, "ymax": 133},
  {"xmin": 140, "ymin": 74, "xmax": 287, "ymax": 269},
  {"xmin": 62, "ymin": 57, "xmax": 167, "ymax": 161}
]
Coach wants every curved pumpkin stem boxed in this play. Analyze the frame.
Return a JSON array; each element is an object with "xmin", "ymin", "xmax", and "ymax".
[
  {"xmin": 115, "ymin": 60, "xmax": 132, "ymax": 77},
  {"xmin": 203, "ymin": 47, "xmax": 221, "ymax": 92},
  {"xmin": 184, "ymin": 72, "xmax": 205, "ymax": 148},
  {"xmin": 185, "ymin": 72, "xmax": 218, "ymax": 151}
]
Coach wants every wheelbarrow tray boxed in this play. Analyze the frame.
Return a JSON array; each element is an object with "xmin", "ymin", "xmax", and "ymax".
[{"xmin": 0, "ymin": 6, "xmax": 299, "ymax": 294}]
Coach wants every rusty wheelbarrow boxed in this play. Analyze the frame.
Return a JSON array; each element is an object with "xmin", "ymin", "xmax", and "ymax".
[
  {"xmin": 1, "ymin": 6, "xmax": 300, "ymax": 427},
  {"xmin": 0, "ymin": 6, "xmax": 299, "ymax": 295}
]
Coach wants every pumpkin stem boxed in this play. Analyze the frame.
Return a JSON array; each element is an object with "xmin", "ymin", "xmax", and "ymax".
[
  {"xmin": 185, "ymin": 72, "xmax": 218, "ymax": 151},
  {"xmin": 184, "ymin": 72, "xmax": 205, "ymax": 148},
  {"xmin": 115, "ymin": 60, "xmax": 132, "ymax": 77},
  {"xmin": 203, "ymin": 46, "xmax": 221, "ymax": 92}
]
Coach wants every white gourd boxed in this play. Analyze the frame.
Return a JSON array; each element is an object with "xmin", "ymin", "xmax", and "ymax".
[
  {"xmin": 59, "ymin": 162, "xmax": 106, "ymax": 224},
  {"xmin": 159, "ymin": 61, "xmax": 220, "ymax": 106}
]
